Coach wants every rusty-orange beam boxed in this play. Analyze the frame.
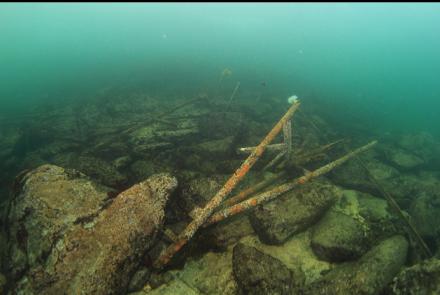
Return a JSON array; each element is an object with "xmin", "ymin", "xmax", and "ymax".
[
  {"xmin": 205, "ymin": 140, "xmax": 377, "ymax": 226},
  {"xmin": 153, "ymin": 100, "xmax": 301, "ymax": 269}
]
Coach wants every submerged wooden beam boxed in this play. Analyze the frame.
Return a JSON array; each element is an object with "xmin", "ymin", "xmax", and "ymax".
[
  {"xmin": 205, "ymin": 140, "xmax": 377, "ymax": 226},
  {"xmin": 153, "ymin": 100, "xmax": 301, "ymax": 269}
]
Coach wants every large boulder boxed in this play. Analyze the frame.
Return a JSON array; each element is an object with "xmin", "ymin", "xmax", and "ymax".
[
  {"xmin": 6, "ymin": 164, "xmax": 177, "ymax": 294},
  {"xmin": 389, "ymin": 258, "xmax": 440, "ymax": 295},
  {"xmin": 311, "ymin": 190, "xmax": 400, "ymax": 262},
  {"xmin": 232, "ymin": 243, "xmax": 294, "ymax": 295},
  {"xmin": 305, "ymin": 235, "xmax": 409, "ymax": 295},
  {"xmin": 249, "ymin": 180, "xmax": 339, "ymax": 245}
]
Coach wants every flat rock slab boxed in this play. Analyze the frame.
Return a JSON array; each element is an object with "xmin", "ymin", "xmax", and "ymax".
[{"xmin": 249, "ymin": 180, "xmax": 339, "ymax": 245}]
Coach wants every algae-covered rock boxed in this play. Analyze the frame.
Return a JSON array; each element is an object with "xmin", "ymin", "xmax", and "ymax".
[
  {"xmin": 74, "ymin": 155, "xmax": 127, "ymax": 187},
  {"xmin": 239, "ymin": 232, "xmax": 325, "ymax": 286},
  {"xmin": 305, "ymin": 235, "xmax": 408, "ymax": 295},
  {"xmin": 133, "ymin": 278, "xmax": 199, "ymax": 295},
  {"xmin": 128, "ymin": 120, "xmax": 198, "ymax": 154},
  {"xmin": 389, "ymin": 258, "xmax": 440, "ymax": 295},
  {"xmin": 194, "ymin": 136, "xmax": 235, "ymax": 158},
  {"xmin": 52, "ymin": 153, "xmax": 128, "ymax": 188},
  {"xmin": 311, "ymin": 209, "xmax": 369, "ymax": 262},
  {"xmin": 112, "ymin": 155, "xmax": 132, "ymax": 169},
  {"xmin": 144, "ymin": 249, "xmax": 238, "ymax": 295},
  {"xmin": 128, "ymin": 268, "xmax": 152, "ymax": 293},
  {"xmin": 397, "ymin": 132, "xmax": 440, "ymax": 168},
  {"xmin": 6, "ymin": 164, "xmax": 177, "ymax": 294},
  {"xmin": 409, "ymin": 194, "xmax": 440, "ymax": 249},
  {"xmin": 329, "ymin": 157, "xmax": 399, "ymax": 195},
  {"xmin": 131, "ymin": 160, "xmax": 159, "ymax": 180},
  {"xmin": 249, "ymin": 180, "xmax": 339, "ymax": 245},
  {"xmin": 311, "ymin": 190, "xmax": 399, "ymax": 262},
  {"xmin": 232, "ymin": 243, "xmax": 294, "ymax": 295},
  {"xmin": 385, "ymin": 148, "xmax": 425, "ymax": 170},
  {"xmin": 177, "ymin": 175, "xmax": 227, "ymax": 214},
  {"xmin": 197, "ymin": 215, "xmax": 255, "ymax": 251},
  {"xmin": 171, "ymin": 250, "xmax": 238, "ymax": 295}
]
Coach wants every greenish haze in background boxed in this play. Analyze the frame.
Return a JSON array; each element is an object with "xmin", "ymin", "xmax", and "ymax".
[{"xmin": 1, "ymin": 3, "xmax": 439, "ymax": 135}]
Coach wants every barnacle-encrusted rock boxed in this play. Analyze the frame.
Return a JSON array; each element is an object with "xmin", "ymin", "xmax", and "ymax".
[{"xmin": 6, "ymin": 164, "xmax": 177, "ymax": 294}]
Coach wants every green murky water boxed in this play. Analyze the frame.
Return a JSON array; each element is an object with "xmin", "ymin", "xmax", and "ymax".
[{"xmin": 1, "ymin": 3, "xmax": 440, "ymax": 294}]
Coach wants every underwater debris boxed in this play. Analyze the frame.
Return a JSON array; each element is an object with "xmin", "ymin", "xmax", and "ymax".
[
  {"xmin": 226, "ymin": 81, "xmax": 241, "ymax": 111},
  {"xmin": 205, "ymin": 140, "xmax": 377, "ymax": 226},
  {"xmin": 153, "ymin": 100, "xmax": 301, "ymax": 269}
]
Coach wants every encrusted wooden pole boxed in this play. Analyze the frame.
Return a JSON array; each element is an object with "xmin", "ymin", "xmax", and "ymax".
[
  {"xmin": 205, "ymin": 140, "xmax": 377, "ymax": 226},
  {"xmin": 153, "ymin": 100, "xmax": 301, "ymax": 268}
]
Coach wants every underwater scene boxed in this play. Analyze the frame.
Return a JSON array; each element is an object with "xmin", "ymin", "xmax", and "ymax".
[{"xmin": 1, "ymin": 2, "xmax": 440, "ymax": 294}]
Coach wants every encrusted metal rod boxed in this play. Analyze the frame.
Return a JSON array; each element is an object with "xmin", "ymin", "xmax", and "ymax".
[
  {"xmin": 205, "ymin": 140, "xmax": 377, "ymax": 226},
  {"xmin": 153, "ymin": 100, "xmax": 301, "ymax": 269}
]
